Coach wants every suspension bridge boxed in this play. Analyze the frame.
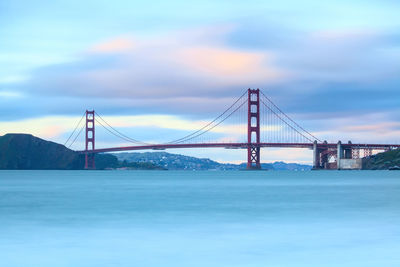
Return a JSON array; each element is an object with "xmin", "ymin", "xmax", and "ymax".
[{"xmin": 64, "ymin": 89, "xmax": 400, "ymax": 170}]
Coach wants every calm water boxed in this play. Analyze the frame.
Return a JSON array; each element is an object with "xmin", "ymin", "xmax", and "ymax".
[{"xmin": 0, "ymin": 170, "xmax": 399, "ymax": 267}]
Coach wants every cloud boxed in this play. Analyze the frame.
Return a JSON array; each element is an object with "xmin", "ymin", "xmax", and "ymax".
[
  {"xmin": 90, "ymin": 36, "xmax": 136, "ymax": 54},
  {"xmin": 275, "ymin": 29, "xmax": 400, "ymax": 83},
  {"xmin": 341, "ymin": 122, "xmax": 400, "ymax": 133},
  {"xmin": 18, "ymin": 26, "xmax": 285, "ymax": 102},
  {"xmin": 0, "ymin": 116, "xmax": 77, "ymax": 139},
  {"xmin": 175, "ymin": 46, "xmax": 282, "ymax": 84},
  {"xmin": 310, "ymin": 111, "xmax": 400, "ymax": 144},
  {"xmin": 9, "ymin": 26, "xmax": 400, "ymax": 121}
]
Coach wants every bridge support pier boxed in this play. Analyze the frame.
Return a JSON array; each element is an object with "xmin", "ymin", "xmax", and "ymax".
[
  {"xmin": 312, "ymin": 141, "xmax": 333, "ymax": 170},
  {"xmin": 337, "ymin": 141, "xmax": 342, "ymax": 170},
  {"xmin": 336, "ymin": 141, "xmax": 362, "ymax": 170},
  {"xmin": 312, "ymin": 141, "xmax": 320, "ymax": 169},
  {"xmin": 85, "ymin": 153, "xmax": 95, "ymax": 170},
  {"xmin": 85, "ymin": 110, "xmax": 96, "ymax": 170},
  {"xmin": 247, "ymin": 89, "xmax": 261, "ymax": 169},
  {"xmin": 313, "ymin": 141, "xmax": 329, "ymax": 169},
  {"xmin": 343, "ymin": 141, "xmax": 352, "ymax": 159},
  {"xmin": 321, "ymin": 141, "xmax": 330, "ymax": 169}
]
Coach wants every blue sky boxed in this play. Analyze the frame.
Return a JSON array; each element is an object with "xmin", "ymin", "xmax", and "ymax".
[{"xmin": 1, "ymin": 0, "xmax": 399, "ymax": 163}]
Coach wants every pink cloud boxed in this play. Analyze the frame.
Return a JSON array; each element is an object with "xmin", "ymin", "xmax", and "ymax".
[
  {"xmin": 175, "ymin": 46, "xmax": 284, "ymax": 84},
  {"xmin": 26, "ymin": 26, "xmax": 287, "ymax": 103},
  {"xmin": 78, "ymin": 29, "xmax": 287, "ymax": 98},
  {"xmin": 90, "ymin": 37, "xmax": 136, "ymax": 54},
  {"xmin": 342, "ymin": 122, "xmax": 400, "ymax": 133}
]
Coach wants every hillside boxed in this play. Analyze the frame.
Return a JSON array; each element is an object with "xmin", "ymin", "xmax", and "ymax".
[
  {"xmin": 363, "ymin": 148, "xmax": 400, "ymax": 170},
  {"xmin": 115, "ymin": 152, "xmax": 312, "ymax": 171},
  {"xmin": 116, "ymin": 152, "xmax": 239, "ymax": 170},
  {"xmin": 0, "ymin": 133, "xmax": 84, "ymax": 169}
]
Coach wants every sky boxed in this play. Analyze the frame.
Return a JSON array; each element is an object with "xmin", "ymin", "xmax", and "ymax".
[{"xmin": 0, "ymin": 0, "xmax": 400, "ymax": 164}]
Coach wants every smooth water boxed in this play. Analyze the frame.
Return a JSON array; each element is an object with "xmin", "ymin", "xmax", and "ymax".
[{"xmin": 0, "ymin": 170, "xmax": 399, "ymax": 267}]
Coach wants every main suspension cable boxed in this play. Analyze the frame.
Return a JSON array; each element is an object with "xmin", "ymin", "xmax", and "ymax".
[
  {"xmin": 260, "ymin": 91, "xmax": 321, "ymax": 142},
  {"xmin": 64, "ymin": 112, "xmax": 86, "ymax": 147},
  {"xmin": 175, "ymin": 98, "xmax": 248, "ymax": 144},
  {"xmin": 68, "ymin": 124, "xmax": 85, "ymax": 149},
  {"xmin": 167, "ymin": 90, "xmax": 248, "ymax": 144},
  {"xmin": 94, "ymin": 117, "xmax": 149, "ymax": 145},
  {"xmin": 260, "ymin": 99, "xmax": 313, "ymax": 143},
  {"xmin": 95, "ymin": 112, "xmax": 149, "ymax": 145}
]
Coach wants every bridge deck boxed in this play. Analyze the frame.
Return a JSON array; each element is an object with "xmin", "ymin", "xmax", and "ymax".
[{"xmin": 78, "ymin": 143, "xmax": 400, "ymax": 154}]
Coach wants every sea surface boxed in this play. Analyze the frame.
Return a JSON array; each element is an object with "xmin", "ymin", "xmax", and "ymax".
[{"xmin": 0, "ymin": 170, "xmax": 399, "ymax": 267}]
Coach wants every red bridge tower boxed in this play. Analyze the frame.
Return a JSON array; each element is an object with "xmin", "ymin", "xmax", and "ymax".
[
  {"xmin": 85, "ymin": 110, "xmax": 95, "ymax": 169},
  {"xmin": 247, "ymin": 89, "xmax": 261, "ymax": 169}
]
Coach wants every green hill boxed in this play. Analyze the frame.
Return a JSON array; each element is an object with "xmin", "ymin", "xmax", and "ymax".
[
  {"xmin": 363, "ymin": 148, "xmax": 400, "ymax": 170},
  {"xmin": 0, "ymin": 133, "xmax": 84, "ymax": 169}
]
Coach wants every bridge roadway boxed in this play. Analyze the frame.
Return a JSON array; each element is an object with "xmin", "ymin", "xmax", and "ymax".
[{"xmin": 78, "ymin": 142, "xmax": 400, "ymax": 154}]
